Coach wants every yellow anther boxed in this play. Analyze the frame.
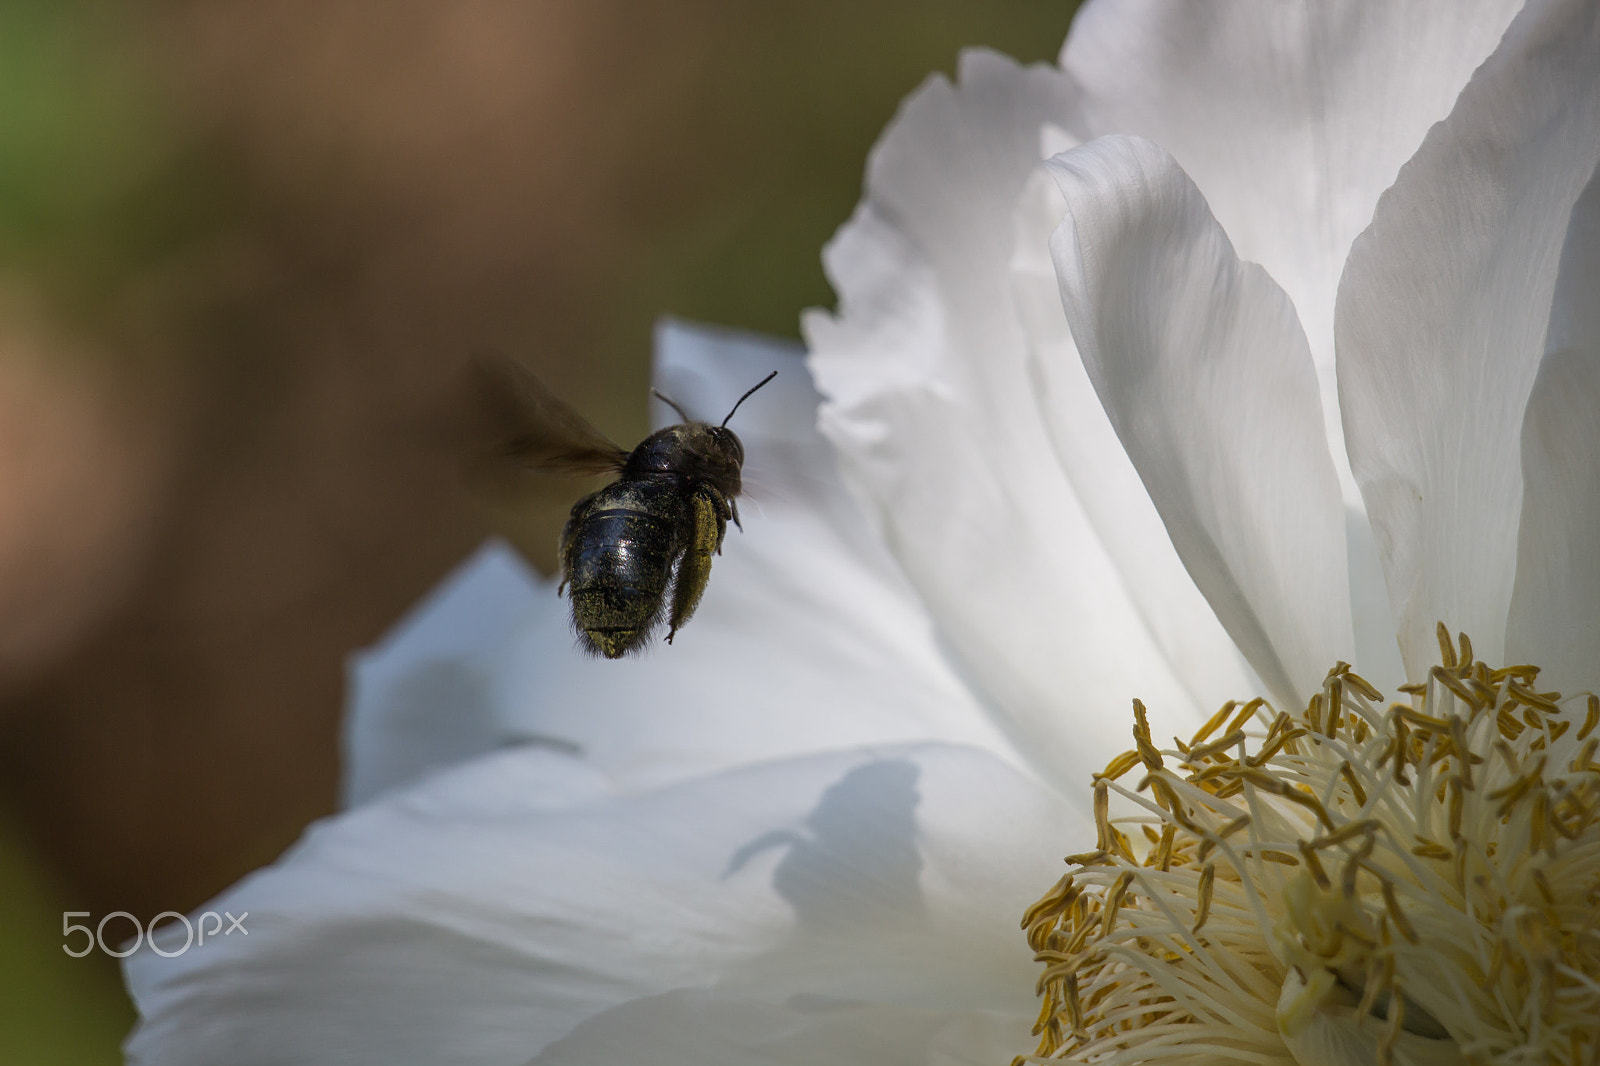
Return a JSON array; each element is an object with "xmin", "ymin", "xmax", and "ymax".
[
  {"xmin": 1131, "ymin": 699, "xmax": 1164, "ymax": 771},
  {"xmin": 1226, "ymin": 698, "xmax": 1265, "ymax": 735},
  {"xmin": 1096, "ymin": 749, "xmax": 1141, "ymax": 782},
  {"xmin": 1100, "ymin": 870, "xmax": 1135, "ymax": 937},
  {"xmin": 1436, "ymin": 621, "xmax": 1457, "ymax": 669},
  {"xmin": 1343, "ymin": 670, "xmax": 1384, "ymax": 702},
  {"xmin": 1580, "ymin": 695, "xmax": 1600, "ymax": 741},
  {"xmin": 1191, "ymin": 701, "xmax": 1237, "ymax": 747},
  {"xmin": 1431, "ymin": 665, "xmax": 1482, "ymax": 709},
  {"xmin": 1192, "ymin": 863, "xmax": 1215, "ymax": 932},
  {"xmin": 1185, "ymin": 728, "xmax": 1248, "ymax": 764},
  {"xmin": 1297, "ymin": 840, "xmax": 1331, "ymax": 889},
  {"xmin": 1338, "ymin": 761, "xmax": 1368, "ymax": 807}
]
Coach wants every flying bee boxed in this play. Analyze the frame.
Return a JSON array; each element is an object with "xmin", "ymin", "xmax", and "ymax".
[{"xmin": 465, "ymin": 352, "xmax": 776, "ymax": 658}]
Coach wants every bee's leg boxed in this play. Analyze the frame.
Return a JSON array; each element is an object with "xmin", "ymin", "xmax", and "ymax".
[
  {"xmin": 558, "ymin": 493, "xmax": 595, "ymax": 597},
  {"xmin": 666, "ymin": 489, "xmax": 724, "ymax": 643},
  {"xmin": 706, "ymin": 487, "xmax": 733, "ymax": 555},
  {"xmin": 729, "ymin": 497, "xmax": 742, "ymax": 532}
]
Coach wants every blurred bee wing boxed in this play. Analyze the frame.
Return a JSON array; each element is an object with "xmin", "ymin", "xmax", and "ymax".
[{"xmin": 463, "ymin": 350, "xmax": 630, "ymax": 476}]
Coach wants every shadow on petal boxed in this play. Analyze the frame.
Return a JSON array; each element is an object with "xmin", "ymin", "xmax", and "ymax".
[{"xmin": 725, "ymin": 759, "xmax": 924, "ymax": 932}]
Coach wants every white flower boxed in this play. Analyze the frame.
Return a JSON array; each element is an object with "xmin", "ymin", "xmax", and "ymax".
[{"xmin": 123, "ymin": 1, "xmax": 1600, "ymax": 1064}]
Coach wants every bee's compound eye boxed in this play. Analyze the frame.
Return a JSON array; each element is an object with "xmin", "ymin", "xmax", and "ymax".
[{"xmin": 721, "ymin": 429, "xmax": 744, "ymax": 465}]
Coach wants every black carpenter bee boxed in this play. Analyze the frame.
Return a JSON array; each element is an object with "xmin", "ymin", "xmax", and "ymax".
[{"xmin": 466, "ymin": 352, "xmax": 776, "ymax": 658}]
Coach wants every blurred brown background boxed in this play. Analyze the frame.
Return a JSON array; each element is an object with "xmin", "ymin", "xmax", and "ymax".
[{"xmin": 0, "ymin": 1, "xmax": 1074, "ymax": 1059}]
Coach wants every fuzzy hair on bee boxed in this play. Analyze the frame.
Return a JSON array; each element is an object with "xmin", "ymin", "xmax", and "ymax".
[{"xmin": 463, "ymin": 351, "xmax": 774, "ymax": 658}]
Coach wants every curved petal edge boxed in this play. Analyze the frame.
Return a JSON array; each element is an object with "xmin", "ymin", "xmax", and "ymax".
[{"xmin": 1046, "ymin": 134, "xmax": 1353, "ymax": 706}]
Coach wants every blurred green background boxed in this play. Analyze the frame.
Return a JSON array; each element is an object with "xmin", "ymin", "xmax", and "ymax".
[{"xmin": 0, "ymin": 1, "xmax": 1076, "ymax": 1059}]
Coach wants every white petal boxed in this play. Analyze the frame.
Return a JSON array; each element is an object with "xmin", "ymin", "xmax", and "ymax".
[
  {"xmin": 1046, "ymin": 135, "xmax": 1352, "ymax": 707},
  {"xmin": 124, "ymin": 742, "xmax": 1080, "ymax": 1065},
  {"xmin": 1010, "ymin": 162, "xmax": 1263, "ymax": 721},
  {"xmin": 1337, "ymin": 0, "xmax": 1600, "ymax": 675},
  {"xmin": 1507, "ymin": 158, "xmax": 1600, "ymax": 696},
  {"xmin": 1063, "ymin": 0, "xmax": 1522, "ymax": 689},
  {"xmin": 488, "ymin": 321, "xmax": 1019, "ymax": 791},
  {"xmin": 531, "ymin": 990, "xmax": 1028, "ymax": 1066},
  {"xmin": 806, "ymin": 51, "xmax": 1227, "ymax": 791},
  {"xmin": 343, "ymin": 539, "xmax": 544, "ymax": 807},
  {"xmin": 1063, "ymin": 0, "xmax": 1522, "ymax": 440}
]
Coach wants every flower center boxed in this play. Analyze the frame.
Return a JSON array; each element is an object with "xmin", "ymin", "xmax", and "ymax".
[{"xmin": 1018, "ymin": 625, "xmax": 1600, "ymax": 1066}]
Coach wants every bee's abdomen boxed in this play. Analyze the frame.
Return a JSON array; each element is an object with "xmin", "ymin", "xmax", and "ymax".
[{"xmin": 563, "ymin": 479, "xmax": 687, "ymax": 658}]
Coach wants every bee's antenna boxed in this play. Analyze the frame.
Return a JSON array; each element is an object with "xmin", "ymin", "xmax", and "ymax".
[
  {"xmin": 651, "ymin": 388, "xmax": 692, "ymax": 423},
  {"xmin": 720, "ymin": 371, "xmax": 778, "ymax": 428}
]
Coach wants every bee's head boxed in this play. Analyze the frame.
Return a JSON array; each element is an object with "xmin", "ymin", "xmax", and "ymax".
[
  {"xmin": 627, "ymin": 423, "xmax": 746, "ymax": 496},
  {"xmin": 696, "ymin": 424, "xmax": 745, "ymax": 496},
  {"xmin": 630, "ymin": 371, "xmax": 771, "ymax": 496}
]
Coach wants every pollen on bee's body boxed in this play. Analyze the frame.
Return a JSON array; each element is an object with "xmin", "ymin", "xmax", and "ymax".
[{"xmin": 1017, "ymin": 626, "xmax": 1600, "ymax": 1066}]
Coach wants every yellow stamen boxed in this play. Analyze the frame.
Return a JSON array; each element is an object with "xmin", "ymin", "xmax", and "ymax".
[{"xmin": 1020, "ymin": 629, "xmax": 1600, "ymax": 1065}]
